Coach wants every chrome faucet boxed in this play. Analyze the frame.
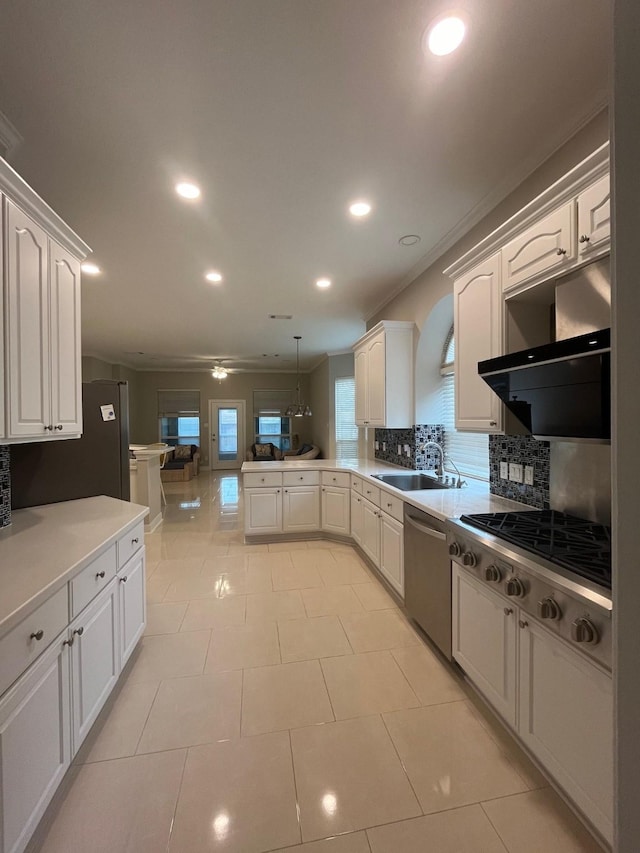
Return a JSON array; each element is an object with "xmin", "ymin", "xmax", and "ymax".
[
  {"xmin": 420, "ymin": 441, "xmax": 445, "ymax": 479},
  {"xmin": 419, "ymin": 441, "xmax": 467, "ymax": 488}
]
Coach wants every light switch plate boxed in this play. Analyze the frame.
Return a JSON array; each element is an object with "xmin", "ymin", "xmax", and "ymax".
[
  {"xmin": 500, "ymin": 462, "xmax": 509, "ymax": 480},
  {"xmin": 509, "ymin": 463, "xmax": 523, "ymax": 483},
  {"xmin": 524, "ymin": 465, "xmax": 534, "ymax": 485}
]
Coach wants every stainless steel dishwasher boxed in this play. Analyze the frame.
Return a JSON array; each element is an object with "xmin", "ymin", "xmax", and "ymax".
[{"xmin": 403, "ymin": 504, "xmax": 452, "ymax": 659}]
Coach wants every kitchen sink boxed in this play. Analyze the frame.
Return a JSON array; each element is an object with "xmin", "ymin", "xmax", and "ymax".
[{"xmin": 372, "ymin": 473, "xmax": 452, "ymax": 491}]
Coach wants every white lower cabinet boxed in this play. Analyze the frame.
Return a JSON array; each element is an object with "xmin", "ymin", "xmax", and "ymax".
[
  {"xmin": 452, "ymin": 566, "xmax": 517, "ymax": 726},
  {"xmin": 0, "ymin": 517, "xmax": 146, "ymax": 853},
  {"xmin": 360, "ymin": 497, "xmax": 380, "ymax": 566},
  {"xmin": 519, "ymin": 618, "xmax": 613, "ymax": 842},
  {"xmin": 321, "ymin": 485, "xmax": 350, "ymax": 536},
  {"xmin": 118, "ymin": 551, "xmax": 146, "ymax": 669},
  {"xmin": 69, "ymin": 581, "xmax": 120, "ymax": 752},
  {"xmin": 0, "ymin": 637, "xmax": 71, "ymax": 853},
  {"xmin": 283, "ymin": 486, "xmax": 320, "ymax": 533},
  {"xmin": 452, "ymin": 564, "xmax": 612, "ymax": 843},
  {"xmin": 379, "ymin": 512, "xmax": 403, "ymax": 597},
  {"xmin": 350, "ymin": 491, "xmax": 363, "ymax": 546},
  {"xmin": 244, "ymin": 487, "xmax": 282, "ymax": 535}
]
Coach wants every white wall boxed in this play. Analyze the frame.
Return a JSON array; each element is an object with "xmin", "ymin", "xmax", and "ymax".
[{"xmin": 612, "ymin": 2, "xmax": 640, "ymax": 848}]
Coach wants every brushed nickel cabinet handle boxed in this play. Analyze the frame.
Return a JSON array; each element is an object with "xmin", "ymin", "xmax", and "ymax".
[
  {"xmin": 30, "ymin": 630, "xmax": 44, "ymax": 641},
  {"xmin": 96, "ymin": 570, "xmax": 106, "ymax": 579},
  {"xmin": 120, "ymin": 576, "xmax": 128, "ymax": 583}
]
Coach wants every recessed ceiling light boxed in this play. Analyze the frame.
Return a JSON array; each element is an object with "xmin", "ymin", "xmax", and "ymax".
[
  {"xmin": 398, "ymin": 235, "xmax": 421, "ymax": 247},
  {"xmin": 205, "ymin": 271, "xmax": 223, "ymax": 283},
  {"xmin": 425, "ymin": 15, "xmax": 466, "ymax": 56},
  {"xmin": 175, "ymin": 181, "xmax": 201, "ymax": 200},
  {"xmin": 316, "ymin": 278, "xmax": 332, "ymax": 288},
  {"xmin": 349, "ymin": 201, "xmax": 372, "ymax": 217},
  {"xmin": 81, "ymin": 262, "xmax": 101, "ymax": 275}
]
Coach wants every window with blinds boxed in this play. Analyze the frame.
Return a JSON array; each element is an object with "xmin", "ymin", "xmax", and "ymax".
[
  {"xmin": 335, "ymin": 377, "xmax": 358, "ymax": 462},
  {"xmin": 157, "ymin": 390, "xmax": 200, "ymax": 446},
  {"xmin": 253, "ymin": 390, "xmax": 294, "ymax": 450},
  {"xmin": 439, "ymin": 330, "xmax": 489, "ymax": 480}
]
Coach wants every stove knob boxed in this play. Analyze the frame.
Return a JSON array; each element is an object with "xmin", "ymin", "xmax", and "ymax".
[
  {"xmin": 538, "ymin": 597, "xmax": 562, "ymax": 621},
  {"xmin": 462, "ymin": 551, "xmax": 478, "ymax": 568},
  {"xmin": 505, "ymin": 577, "xmax": 526, "ymax": 598},
  {"xmin": 448, "ymin": 542, "xmax": 462, "ymax": 558},
  {"xmin": 484, "ymin": 564, "xmax": 502, "ymax": 583},
  {"xmin": 571, "ymin": 617, "xmax": 599, "ymax": 645}
]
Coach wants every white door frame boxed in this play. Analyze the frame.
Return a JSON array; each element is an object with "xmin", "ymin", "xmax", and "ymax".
[{"xmin": 208, "ymin": 399, "xmax": 246, "ymax": 470}]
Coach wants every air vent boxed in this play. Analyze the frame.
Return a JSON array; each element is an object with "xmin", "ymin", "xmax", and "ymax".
[{"xmin": 269, "ymin": 314, "xmax": 293, "ymax": 320}]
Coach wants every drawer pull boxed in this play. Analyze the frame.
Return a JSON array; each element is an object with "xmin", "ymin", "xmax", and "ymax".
[
  {"xmin": 299, "ymin": 476, "xmax": 304, "ymax": 480},
  {"xmin": 73, "ymin": 627, "xmax": 84, "ymax": 637},
  {"xmin": 63, "ymin": 636, "xmax": 74, "ymax": 647},
  {"xmin": 132, "ymin": 537, "xmax": 139, "ymax": 544},
  {"xmin": 96, "ymin": 570, "xmax": 106, "ymax": 579},
  {"xmin": 387, "ymin": 503, "xmax": 392, "ymax": 508},
  {"xmin": 30, "ymin": 629, "xmax": 44, "ymax": 641},
  {"xmin": 120, "ymin": 576, "xmax": 128, "ymax": 583},
  {"xmin": 55, "ymin": 424, "xmax": 63, "ymax": 430}
]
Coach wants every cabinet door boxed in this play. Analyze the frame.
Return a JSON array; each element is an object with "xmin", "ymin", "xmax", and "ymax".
[
  {"xmin": 577, "ymin": 174, "xmax": 610, "ymax": 257},
  {"xmin": 119, "ymin": 552, "xmax": 146, "ymax": 668},
  {"xmin": 360, "ymin": 498, "xmax": 380, "ymax": 567},
  {"xmin": 5, "ymin": 199, "xmax": 51, "ymax": 438},
  {"xmin": 350, "ymin": 492, "xmax": 363, "ymax": 546},
  {"xmin": 354, "ymin": 347, "xmax": 368, "ymax": 425},
  {"xmin": 519, "ymin": 618, "xmax": 613, "ymax": 843},
  {"xmin": 70, "ymin": 582, "xmax": 119, "ymax": 754},
  {"xmin": 244, "ymin": 487, "xmax": 282, "ymax": 535},
  {"xmin": 321, "ymin": 486, "xmax": 350, "ymax": 535},
  {"xmin": 453, "ymin": 253, "xmax": 503, "ymax": 432},
  {"xmin": 282, "ymin": 486, "xmax": 320, "ymax": 533},
  {"xmin": 502, "ymin": 202, "xmax": 576, "ymax": 292},
  {"xmin": 379, "ymin": 512, "xmax": 403, "ymax": 597},
  {"xmin": 452, "ymin": 565, "xmax": 517, "ymax": 726},
  {"xmin": 0, "ymin": 636, "xmax": 71, "ymax": 853},
  {"xmin": 366, "ymin": 332, "xmax": 386, "ymax": 426},
  {"xmin": 49, "ymin": 240, "xmax": 82, "ymax": 435}
]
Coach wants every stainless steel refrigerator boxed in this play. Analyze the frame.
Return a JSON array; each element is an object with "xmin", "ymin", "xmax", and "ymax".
[{"xmin": 10, "ymin": 380, "xmax": 131, "ymax": 509}]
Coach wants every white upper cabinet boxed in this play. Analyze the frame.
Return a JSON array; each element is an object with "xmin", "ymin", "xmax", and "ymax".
[
  {"xmin": 577, "ymin": 173, "xmax": 610, "ymax": 257},
  {"xmin": 0, "ymin": 158, "xmax": 89, "ymax": 444},
  {"xmin": 352, "ymin": 321, "xmax": 415, "ymax": 428},
  {"xmin": 502, "ymin": 202, "xmax": 576, "ymax": 293},
  {"xmin": 453, "ymin": 253, "xmax": 503, "ymax": 432},
  {"xmin": 5, "ymin": 201, "xmax": 51, "ymax": 438}
]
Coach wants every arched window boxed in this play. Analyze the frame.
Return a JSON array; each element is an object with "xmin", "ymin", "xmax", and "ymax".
[{"xmin": 439, "ymin": 325, "xmax": 489, "ymax": 480}]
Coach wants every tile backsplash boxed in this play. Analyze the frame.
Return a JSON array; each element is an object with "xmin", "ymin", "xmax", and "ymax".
[
  {"xmin": 0, "ymin": 446, "xmax": 10, "ymax": 528},
  {"xmin": 374, "ymin": 425, "xmax": 445, "ymax": 471},
  {"xmin": 489, "ymin": 434, "xmax": 550, "ymax": 508}
]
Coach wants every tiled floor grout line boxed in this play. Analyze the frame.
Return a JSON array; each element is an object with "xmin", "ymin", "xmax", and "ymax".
[
  {"xmin": 164, "ymin": 746, "xmax": 190, "ymax": 853},
  {"xmin": 379, "ymin": 711, "xmax": 425, "ymax": 817}
]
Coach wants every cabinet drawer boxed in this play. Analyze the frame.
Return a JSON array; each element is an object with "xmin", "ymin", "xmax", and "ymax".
[
  {"xmin": 361, "ymin": 481, "xmax": 380, "ymax": 506},
  {"xmin": 322, "ymin": 471, "xmax": 350, "ymax": 488},
  {"xmin": 350, "ymin": 476, "xmax": 362, "ymax": 493},
  {"xmin": 0, "ymin": 586, "xmax": 68, "ymax": 695},
  {"xmin": 244, "ymin": 471, "xmax": 283, "ymax": 488},
  {"xmin": 117, "ymin": 522, "xmax": 145, "ymax": 569},
  {"xmin": 283, "ymin": 470, "xmax": 320, "ymax": 487},
  {"xmin": 379, "ymin": 491, "xmax": 404, "ymax": 522},
  {"xmin": 70, "ymin": 545, "xmax": 117, "ymax": 617}
]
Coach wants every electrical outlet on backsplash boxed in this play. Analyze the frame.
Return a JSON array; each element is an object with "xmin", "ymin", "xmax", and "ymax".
[
  {"xmin": 374, "ymin": 425, "xmax": 444, "ymax": 471},
  {"xmin": 489, "ymin": 434, "xmax": 550, "ymax": 508}
]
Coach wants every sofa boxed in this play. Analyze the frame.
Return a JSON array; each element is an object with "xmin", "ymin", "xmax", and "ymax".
[
  {"xmin": 245, "ymin": 442, "xmax": 320, "ymax": 461},
  {"xmin": 160, "ymin": 444, "xmax": 200, "ymax": 481}
]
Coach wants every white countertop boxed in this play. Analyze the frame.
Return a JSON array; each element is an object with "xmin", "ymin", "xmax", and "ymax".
[
  {"xmin": 241, "ymin": 458, "xmax": 528, "ymax": 522},
  {"xmin": 0, "ymin": 496, "xmax": 148, "ymax": 637}
]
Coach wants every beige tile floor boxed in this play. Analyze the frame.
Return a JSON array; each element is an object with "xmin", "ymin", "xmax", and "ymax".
[{"xmin": 31, "ymin": 472, "xmax": 605, "ymax": 853}]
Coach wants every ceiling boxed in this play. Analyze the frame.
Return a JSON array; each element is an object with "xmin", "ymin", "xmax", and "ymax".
[{"xmin": 0, "ymin": 0, "xmax": 610, "ymax": 373}]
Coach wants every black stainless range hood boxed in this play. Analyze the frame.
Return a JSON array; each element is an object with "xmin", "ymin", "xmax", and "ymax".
[{"xmin": 478, "ymin": 328, "xmax": 611, "ymax": 441}]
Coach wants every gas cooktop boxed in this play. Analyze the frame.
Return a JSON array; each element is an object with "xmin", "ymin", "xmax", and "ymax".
[{"xmin": 459, "ymin": 510, "xmax": 611, "ymax": 589}]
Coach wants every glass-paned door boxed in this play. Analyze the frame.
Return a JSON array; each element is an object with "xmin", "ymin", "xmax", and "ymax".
[{"xmin": 209, "ymin": 400, "xmax": 246, "ymax": 470}]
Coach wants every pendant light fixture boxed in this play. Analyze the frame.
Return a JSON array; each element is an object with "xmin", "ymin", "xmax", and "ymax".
[{"xmin": 285, "ymin": 336, "xmax": 312, "ymax": 417}]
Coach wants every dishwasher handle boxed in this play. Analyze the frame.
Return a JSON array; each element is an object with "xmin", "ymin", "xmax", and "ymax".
[{"xmin": 405, "ymin": 514, "xmax": 447, "ymax": 540}]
